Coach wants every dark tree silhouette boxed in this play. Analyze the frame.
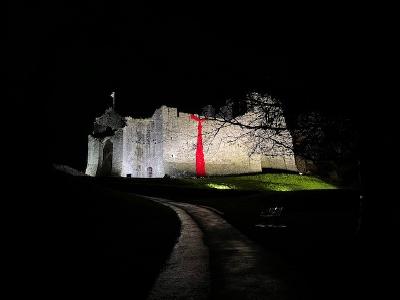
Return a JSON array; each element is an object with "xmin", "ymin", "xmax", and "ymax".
[
  {"xmin": 204, "ymin": 92, "xmax": 359, "ymax": 184},
  {"xmin": 204, "ymin": 92, "xmax": 296, "ymax": 159}
]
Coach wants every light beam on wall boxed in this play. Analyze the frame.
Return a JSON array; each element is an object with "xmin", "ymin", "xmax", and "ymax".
[{"xmin": 190, "ymin": 114, "xmax": 206, "ymax": 177}]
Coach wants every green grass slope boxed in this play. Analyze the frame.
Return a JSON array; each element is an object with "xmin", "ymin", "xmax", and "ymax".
[{"xmin": 180, "ymin": 173, "xmax": 336, "ymax": 191}]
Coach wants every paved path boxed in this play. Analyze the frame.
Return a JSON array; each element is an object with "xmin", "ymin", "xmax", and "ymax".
[
  {"xmin": 147, "ymin": 199, "xmax": 210, "ymax": 300},
  {"xmin": 146, "ymin": 196, "xmax": 290, "ymax": 300}
]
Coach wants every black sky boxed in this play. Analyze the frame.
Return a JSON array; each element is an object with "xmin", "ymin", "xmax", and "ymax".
[
  {"xmin": 10, "ymin": 2, "xmax": 366, "ymax": 170},
  {"xmin": 9, "ymin": 3, "xmax": 397, "ymax": 285}
]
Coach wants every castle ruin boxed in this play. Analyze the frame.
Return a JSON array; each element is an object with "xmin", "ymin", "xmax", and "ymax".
[{"xmin": 85, "ymin": 102, "xmax": 298, "ymax": 178}]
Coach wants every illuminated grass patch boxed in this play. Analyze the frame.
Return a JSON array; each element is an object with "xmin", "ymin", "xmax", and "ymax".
[
  {"xmin": 206, "ymin": 183, "xmax": 233, "ymax": 190},
  {"xmin": 182, "ymin": 173, "xmax": 336, "ymax": 192}
]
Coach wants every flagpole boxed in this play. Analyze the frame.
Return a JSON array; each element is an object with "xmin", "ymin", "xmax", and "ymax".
[{"xmin": 111, "ymin": 92, "xmax": 115, "ymax": 110}]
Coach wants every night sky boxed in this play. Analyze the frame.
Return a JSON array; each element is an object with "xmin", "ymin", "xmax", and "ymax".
[
  {"xmin": 11, "ymin": 3, "xmax": 366, "ymax": 170},
  {"xmin": 10, "ymin": 5, "xmax": 397, "ymax": 286}
]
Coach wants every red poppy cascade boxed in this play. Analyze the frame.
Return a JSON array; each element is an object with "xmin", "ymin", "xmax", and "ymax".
[{"xmin": 190, "ymin": 114, "xmax": 207, "ymax": 177}]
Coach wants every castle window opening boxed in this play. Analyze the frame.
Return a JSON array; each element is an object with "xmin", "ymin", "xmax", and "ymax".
[{"xmin": 147, "ymin": 167, "xmax": 153, "ymax": 178}]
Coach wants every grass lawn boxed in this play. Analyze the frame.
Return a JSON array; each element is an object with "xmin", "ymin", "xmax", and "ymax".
[
  {"xmin": 179, "ymin": 173, "xmax": 337, "ymax": 191},
  {"xmin": 94, "ymin": 172, "xmax": 337, "ymax": 197}
]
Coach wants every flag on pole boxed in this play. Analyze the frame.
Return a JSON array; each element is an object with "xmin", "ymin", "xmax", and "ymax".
[{"xmin": 110, "ymin": 92, "xmax": 116, "ymax": 110}]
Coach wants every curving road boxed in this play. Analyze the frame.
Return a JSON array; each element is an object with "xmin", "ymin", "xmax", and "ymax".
[
  {"xmin": 145, "ymin": 196, "xmax": 290, "ymax": 300},
  {"xmin": 146, "ymin": 198, "xmax": 210, "ymax": 300}
]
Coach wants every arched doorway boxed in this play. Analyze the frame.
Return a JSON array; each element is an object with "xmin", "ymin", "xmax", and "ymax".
[
  {"xmin": 101, "ymin": 140, "xmax": 113, "ymax": 176},
  {"xmin": 147, "ymin": 167, "xmax": 153, "ymax": 178}
]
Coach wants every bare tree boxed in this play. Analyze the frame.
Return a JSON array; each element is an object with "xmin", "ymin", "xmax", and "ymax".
[
  {"xmin": 203, "ymin": 92, "xmax": 359, "ymax": 182},
  {"xmin": 205, "ymin": 92, "xmax": 296, "ymax": 158},
  {"xmin": 204, "ymin": 92, "xmax": 362, "ymax": 234}
]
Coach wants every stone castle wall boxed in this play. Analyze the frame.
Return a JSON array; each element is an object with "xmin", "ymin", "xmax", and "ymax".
[
  {"xmin": 233, "ymin": 108, "xmax": 298, "ymax": 172},
  {"xmin": 121, "ymin": 109, "xmax": 164, "ymax": 178},
  {"xmin": 201, "ymin": 116, "xmax": 262, "ymax": 175},
  {"xmin": 111, "ymin": 129, "xmax": 124, "ymax": 176},
  {"xmin": 86, "ymin": 105, "xmax": 297, "ymax": 178},
  {"xmin": 85, "ymin": 131, "xmax": 124, "ymax": 177},
  {"xmin": 259, "ymin": 129, "xmax": 298, "ymax": 172},
  {"xmin": 162, "ymin": 106, "xmax": 197, "ymax": 177},
  {"xmin": 85, "ymin": 135, "xmax": 100, "ymax": 176},
  {"xmin": 161, "ymin": 106, "xmax": 262, "ymax": 177}
]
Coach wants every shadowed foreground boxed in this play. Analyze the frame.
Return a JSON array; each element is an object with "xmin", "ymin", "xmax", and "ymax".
[
  {"xmin": 147, "ymin": 196, "xmax": 290, "ymax": 300},
  {"xmin": 42, "ymin": 170, "xmax": 180, "ymax": 299},
  {"xmin": 41, "ymin": 174, "xmax": 394, "ymax": 299}
]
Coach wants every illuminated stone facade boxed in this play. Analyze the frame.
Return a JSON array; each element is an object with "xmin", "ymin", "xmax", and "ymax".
[{"xmin": 85, "ymin": 105, "xmax": 297, "ymax": 177}]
